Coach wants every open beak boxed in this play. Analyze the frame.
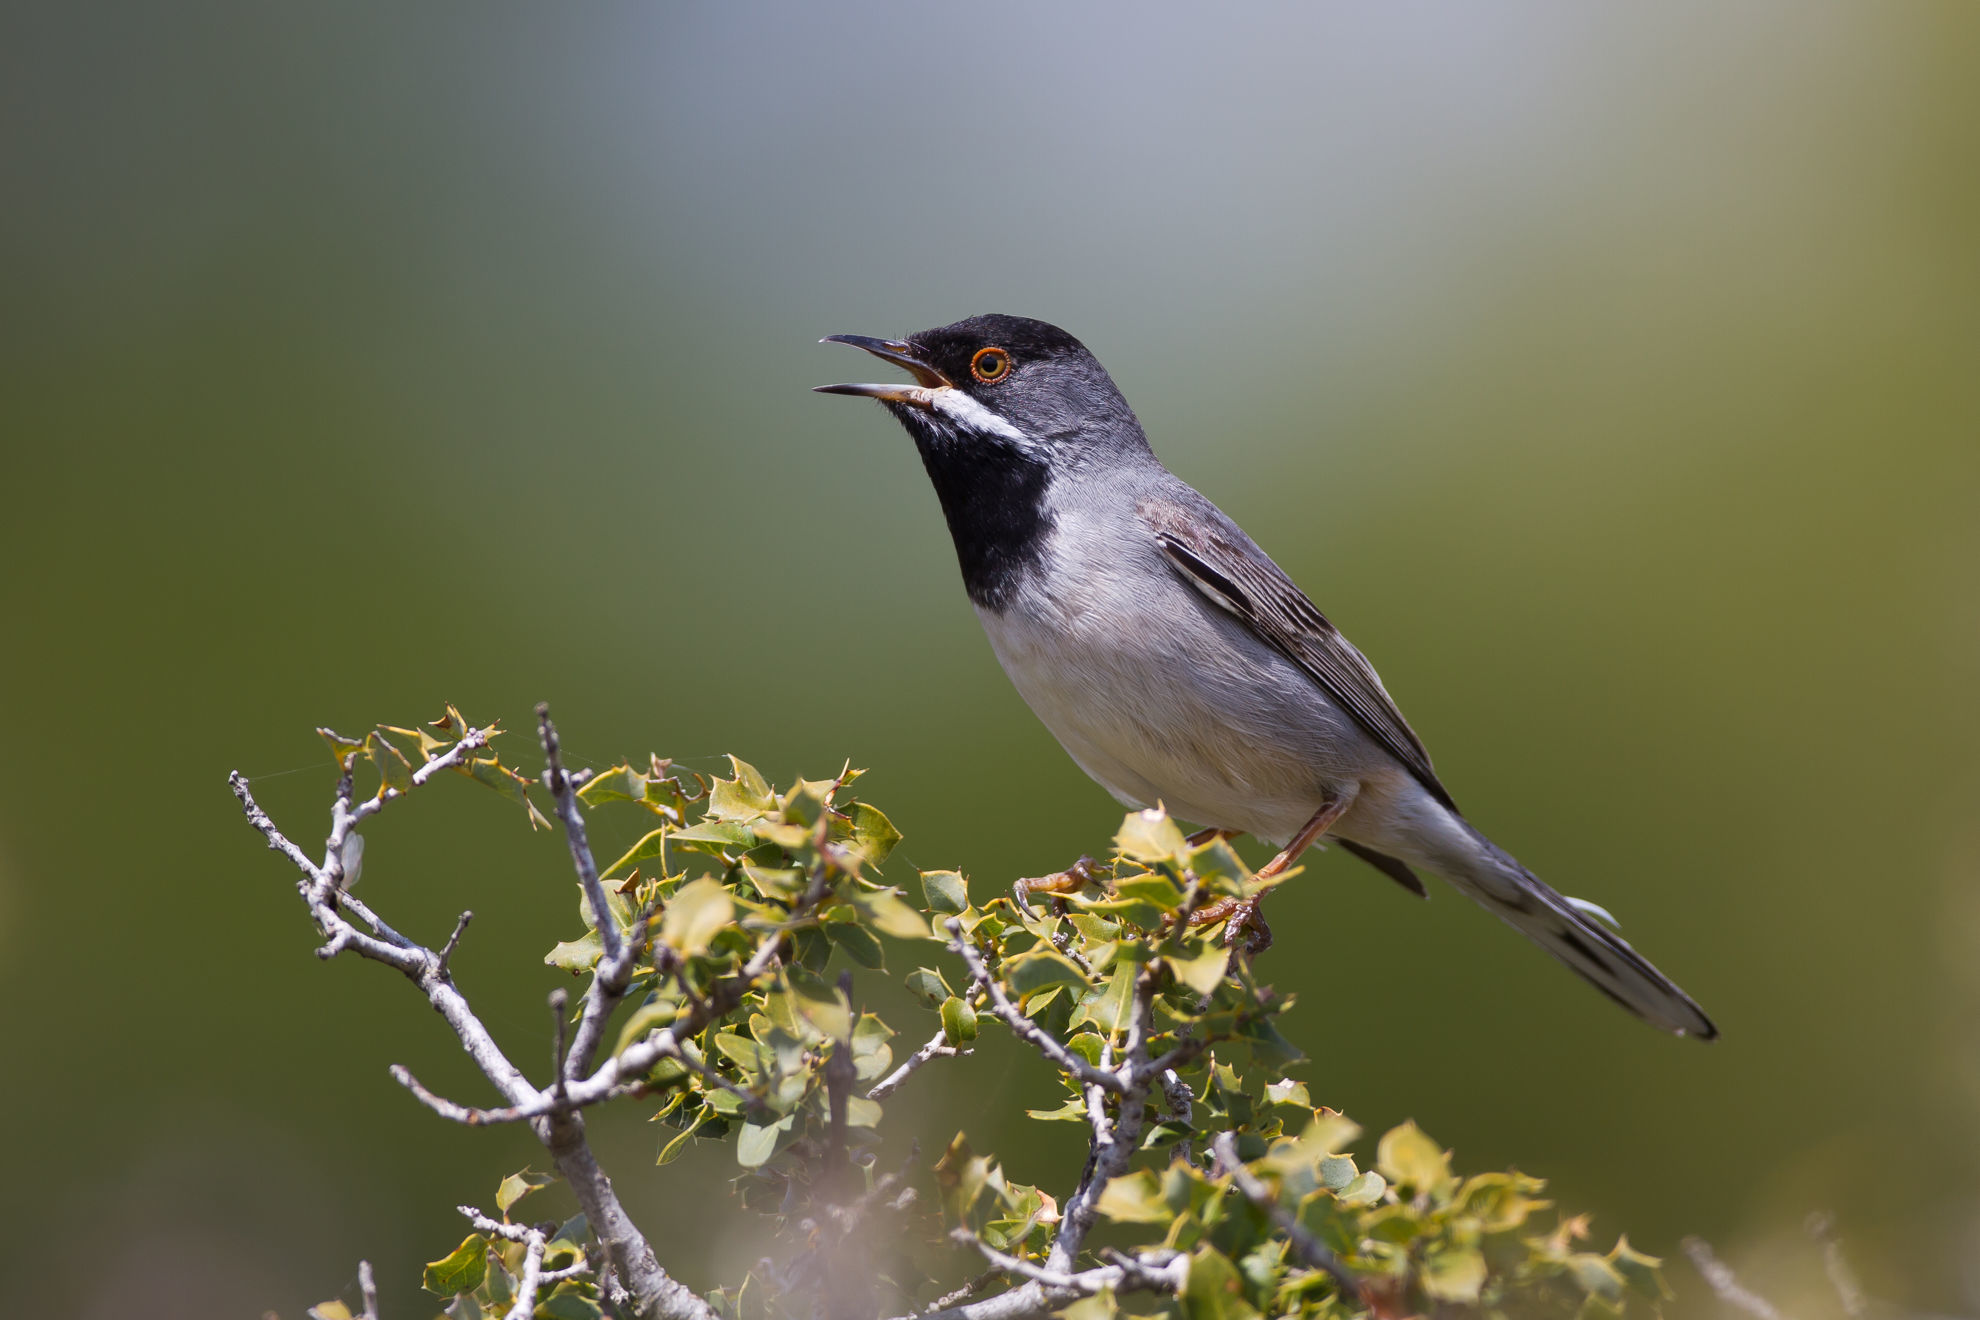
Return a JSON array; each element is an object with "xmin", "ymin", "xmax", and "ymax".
[{"xmin": 814, "ymin": 335, "xmax": 951, "ymax": 405}]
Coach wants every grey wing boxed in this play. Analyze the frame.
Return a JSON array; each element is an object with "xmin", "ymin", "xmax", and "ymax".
[{"xmin": 1140, "ymin": 496, "xmax": 1460, "ymax": 813}]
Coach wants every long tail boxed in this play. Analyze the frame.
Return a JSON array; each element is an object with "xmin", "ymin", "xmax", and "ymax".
[{"xmin": 1441, "ymin": 827, "xmax": 1718, "ymax": 1039}]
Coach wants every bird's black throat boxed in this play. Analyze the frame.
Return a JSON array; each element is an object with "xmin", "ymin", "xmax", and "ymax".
[{"xmin": 905, "ymin": 427, "xmax": 1052, "ymax": 614}]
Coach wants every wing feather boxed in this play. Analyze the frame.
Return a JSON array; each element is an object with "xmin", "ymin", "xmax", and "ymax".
[{"xmin": 1144, "ymin": 501, "xmax": 1458, "ymax": 812}]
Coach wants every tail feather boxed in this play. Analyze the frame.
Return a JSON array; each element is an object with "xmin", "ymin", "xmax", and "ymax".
[{"xmin": 1452, "ymin": 835, "xmax": 1718, "ymax": 1040}]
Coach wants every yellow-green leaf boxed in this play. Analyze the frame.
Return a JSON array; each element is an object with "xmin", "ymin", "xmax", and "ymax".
[
  {"xmin": 1004, "ymin": 949, "xmax": 1088, "ymax": 999},
  {"xmin": 1421, "ymin": 1247, "xmax": 1487, "ymax": 1303},
  {"xmin": 496, "ymin": 1168, "xmax": 553, "ymax": 1215},
  {"xmin": 941, "ymin": 995, "xmax": 978, "ymax": 1045},
  {"xmin": 368, "ymin": 731, "xmax": 413, "ymax": 797},
  {"xmin": 855, "ymin": 888, "xmax": 932, "ymax": 940},
  {"xmin": 1376, "ymin": 1120, "xmax": 1451, "ymax": 1193},
  {"xmin": 602, "ymin": 827, "xmax": 668, "ymax": 879},
  {"xmin": 1097, "ymin": 1170, "xmax": 1172, "ymax": 1224},
  {"xmin": 847, "ymin": 802, "xmax": 902, "ymax": 866},
  {"xmin": 1115, "ymin": 808, "xmax": 1188, "ymax": 863},
  {"xmin": 1164, "ymin": 943, "xmax": 1231, "ymax": 996},
  {"xmin": 422, "ymin": 1234, "xmax": 489, "ymax": 1295},
  {"xmin": 660, "ymin": 877, "xmax": 734, "ymax": 957},
  {"xmin": 920, "ymin": 869, "xmax": 969, "ymax": 914}
]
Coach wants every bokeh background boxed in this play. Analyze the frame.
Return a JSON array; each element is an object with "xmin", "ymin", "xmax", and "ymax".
[{"xmin": 4, "ymin": 3, "xmax": 1977, "ymax": 1315}]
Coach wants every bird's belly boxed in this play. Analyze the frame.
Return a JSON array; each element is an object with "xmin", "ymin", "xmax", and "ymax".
[{"xmin": 975, "ymin": 592, "xmax": 1383, "ymax": 846}]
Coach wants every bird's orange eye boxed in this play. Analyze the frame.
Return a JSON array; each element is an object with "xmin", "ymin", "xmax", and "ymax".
[{"xmin": 970, "ymin": 347, "xmax": 1011, "ymax": 384}]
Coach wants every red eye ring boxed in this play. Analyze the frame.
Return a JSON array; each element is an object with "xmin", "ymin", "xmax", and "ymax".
[{"xmin": 970, "ymin": 347, "xmax": 1012, "ymax": 384}]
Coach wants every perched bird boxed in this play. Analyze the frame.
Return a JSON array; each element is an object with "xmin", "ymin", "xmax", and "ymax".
[{"xmin": 817, "ymin": 315, "xmax": 1716, "ymax": 1039}]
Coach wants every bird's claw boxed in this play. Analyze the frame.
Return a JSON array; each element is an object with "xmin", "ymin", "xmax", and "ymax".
[{"xmin": 1012, "ymin": 855, "xmax": 1103, "ymax": 909}]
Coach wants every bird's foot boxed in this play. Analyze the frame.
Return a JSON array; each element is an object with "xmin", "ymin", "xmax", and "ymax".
[
  {"xmin": 1186, "ymin": 894, "xmax": 1274, "ymax": 955},
  {"xmin": 1012, "ymin": 855, "xmax": 1104, "ymax": 909}
]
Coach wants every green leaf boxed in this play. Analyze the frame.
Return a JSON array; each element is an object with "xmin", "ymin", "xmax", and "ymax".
[
  {"xmin": 854, "ymin": 888, "xmax": 931, "ymax": 940},
  {"xmin": 577, "ymin": 764, "xmax": 647, "ymax": 806},
  {"xmin": 710, "ymin": 756, "xmax": 777, "ymax": 820},
  {"xmin": 308, "ymin": 1303, "xmax": 354, "ymax": 1320},
  {"xmin": 1182, "ymin": 1245, "xmax": 1259, "ymax": 1320},
  {"xmin": 1336, "ymin": 1170, "xmax": 1386, "ymax": 1207},
  {"xmin": 847, "ymin": 802, "xmax": 902, "ymax": 866},
  {"xmin": 422, "ymin": 1235, "xmax": 489, "ymax": 1295},
  {"xmin": 660, "ymin": 877, "xmax": 734, "ymax": 957},
  {"xmin": 1069, "ymin": 965, "xmax": 1134, "ymax": 1035},
  {"xmin": 920, "ymin": 869, "xmax": 969, "ymax": 914},
  {"xmin": 614, "ymin": 998, "xmax": 680, "ymax": 1057},
  {"xmin": 826, "ymin": 919, "xmax": 887, "ymax": 969},
  {"xmin": 601, "ymin": 827, "xmax": 668, "ymax": 879},
  {"xmin": 544, "ymin": 929, "xmax": 604, "ymax": 973},
  {"xmin": 1421, "ymin": 1246, "xmax": 1487, "ymax": 1303},
  {"xmin": 1608, "ymin": 1236, "xmax": 1671, "ymax": 1301},
  {"xmin": 666, "ymin": 820, "xmax": 757, "ymax": 854},
  {"xmin": 736, "ymin": 1114, "xmax": 795, "ymax": 1168},
  {"xmin": 940, "ymin": 995, "xmax": 979, "ymax": 1046},
  {"xmin": 904, "ymin": 966, "xmax": 953, "ymax": 1007},
  {"xmin": 538, "ymin": 1292, "xmax": 605, "ymax": 1320},
  {"xmin": 1376, "ymin": 1120, "xmax": 1451, "ymax": 1194},
  {"xmin": 495, "ymin": 1168, "xmax": 553, "ymax": 1215},
  {"xmin": 1569, "ymin": 1253, "xmax": 1627, "ymax": 1301},
  {"xmin": 785, "ymin": 967, "xmax": 852, "ymax": 1041},
  {"xmin": 1164, "ymin": 942, "xmax": 1231, "ymax": 996},
  {"xmin": 367, "ymin": 731, "xmax": 414, "ymax": 797},
  {"xmin": 933, "ymin": 1133, "xmax": 994, "ymax": 1221},
  {"xmin": 656, "ymin": 1107, "xmax": 709, "ymax": 1165},
  {"xmin": 1116, "ymin": 808, "xmax": 1189, "ymax": 863},
  {"xmin": 1004, "ymin": 949, "xmax": 1088, "ymax": 999},
  {"xmin": 1115, "ymin": 872, "xmax": 1186, "ymax": 910},
  {"xmin": 1098, "ymin": 1170, "xmax": 1172, "ymax": 1224}
]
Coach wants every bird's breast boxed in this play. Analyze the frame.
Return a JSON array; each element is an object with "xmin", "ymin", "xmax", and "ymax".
[{"xmin": 973, "ymin": 511, "xmax": 1382, "ymax": 843}]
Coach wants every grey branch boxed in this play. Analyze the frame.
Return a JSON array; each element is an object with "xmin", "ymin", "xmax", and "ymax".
[
  {"xmin": 1211, "ymin": 1131, "xmax": 1359, "ymax": 1296},
  {"xmin": 538, "ymin": 704, "xmax": 623, "ymax": 969},
  {"xmin": 357, "ymin": 1260, "xmax": 379, "ymax": 1320},
  {"xmin": 1807, "ymin": 1214, "xmax": 1869, "ymax": 1320},
  {"xmin": 866, "ymin": 1027, "xmax": 971, "ymax": 1102},
  {"xmin": 461, "ymin": 1206, "xmax": 594, "ymax": 1320},
  {"xmin": 946, "ymin": 919, "xmax": 1125, "ymax": 1094},
  {"xmin": 228, "ymin": 746, "xmax": 714, "ymax": 1320},
  {"xmin": 1683, "ymin": 1238, "xmax": 1797, "ymax": 1320}
]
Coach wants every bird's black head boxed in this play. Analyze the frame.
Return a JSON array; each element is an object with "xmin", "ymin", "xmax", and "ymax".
[
  {"xmin": 816, "ymin": 315, "xmax": 1150, "ymax": 611},
  {"xmin": 815, "ymin": 314, "xmax": 1150, "ymax": 468}
]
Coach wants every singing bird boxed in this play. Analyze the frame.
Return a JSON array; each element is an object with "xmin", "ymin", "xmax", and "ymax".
[{"xmin": 817, "ymin": 314, "xmax": 1715, "ymax": 1039}]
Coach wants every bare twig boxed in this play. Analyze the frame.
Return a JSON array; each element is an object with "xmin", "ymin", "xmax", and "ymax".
[
  {"xmin": 867, "ymin": 1027, "xmax": 970, "ymax": 1102},
  {"xmin": 921, "ymin": 1269, "xmax": 1002, "ymax": 1315},
  {"xmin": 1807, "ymin": 1214, "xmax": 1869, "ymax": 1320},
  {"xmin": 1211, "ymin": 1131, "xmax": 1359, "ymax": 1295},
  {"xmin": 946, "ymin": 920, "xmax": 1125, "ymax": 1094},
  {"xmin": 229, "ymin": 758, "xmax": 714, "ymax": 1320},
  {"xmin": 461, "ymin": 1205, "xmax": 590, "ymax": 1320},
  {"xmin": 357, "ymin": 1259, "xmax": 379, "ymax": 1320},
  {"xmin": 437, "ymin": 910, "xmax": 473, "ymax": 977},
  {"xmin": 949, "ymin": 1229, "xmax": 1093, "ymax": 1291},
  {"xmin": 1683, "ymin": 1238, "xmax": 1796, "ymax": 1320},
  {"xmin": 539, "ymin": 705, "xmax": 622, "ymax": 968}
]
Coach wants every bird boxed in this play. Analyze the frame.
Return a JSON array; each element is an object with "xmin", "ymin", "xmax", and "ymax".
[{"xmin": 816, "ymin": 314, "xmax": 1716, "ymax": 1039}]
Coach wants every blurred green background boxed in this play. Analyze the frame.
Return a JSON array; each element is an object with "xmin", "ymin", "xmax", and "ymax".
[{"xmin": 4, "ymin": 3, "xmax": 1976, "ymax": 1316}]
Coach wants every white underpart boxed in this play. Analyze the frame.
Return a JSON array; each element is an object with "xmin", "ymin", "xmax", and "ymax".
[{"xmin": 926, "ymin": 385, "xmax": 1036, "ymax": 449}]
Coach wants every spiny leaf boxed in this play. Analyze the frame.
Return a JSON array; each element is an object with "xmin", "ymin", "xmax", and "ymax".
[
  {"xmin": 422, "ymin": 1235, "xmax": 489, "ymax": 1295},
  {"xmin": 495, "ymin": 1168, "xmax": 553, "ymax": 1215},
  {"xmin": 920, "ymin": 869, "xmax": 969, "ymax": 914},
  {"xmin": 660, "ymin": 877, "xmax": 734, "ymax": 957},
  {"xmin": 1376, "ymin": 1120, "xmax": 1451, "ymax": 1194}
]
